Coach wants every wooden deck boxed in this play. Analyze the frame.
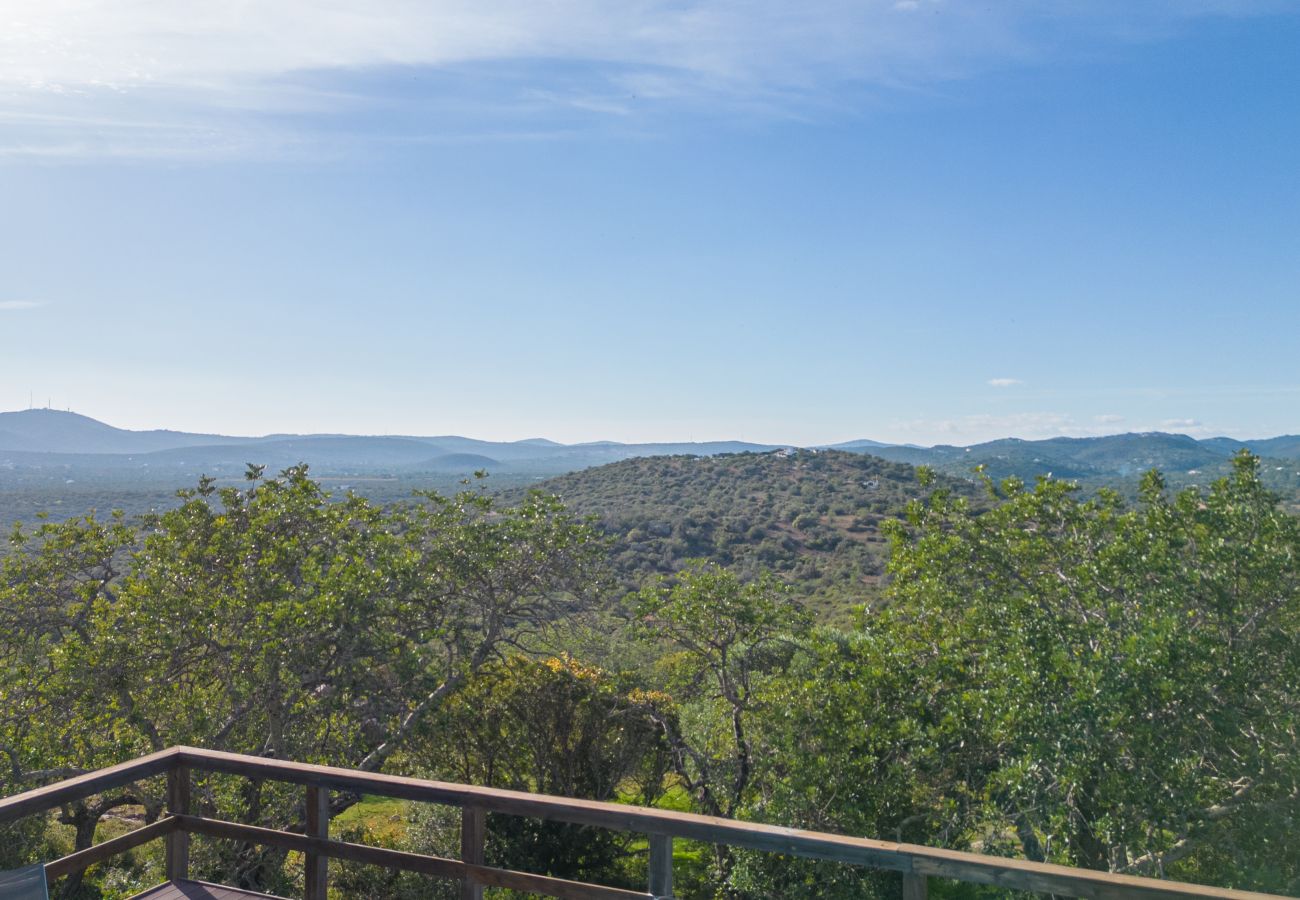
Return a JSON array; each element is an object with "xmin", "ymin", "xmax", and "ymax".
[{"xmin": 130, "ymin": 880, "xmax": 291, "ymax": 900}]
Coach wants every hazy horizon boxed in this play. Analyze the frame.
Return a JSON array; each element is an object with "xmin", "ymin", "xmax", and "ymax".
[{"xmin": 1, "ymin": 406, "xmax": 1296, "ymax": 450}]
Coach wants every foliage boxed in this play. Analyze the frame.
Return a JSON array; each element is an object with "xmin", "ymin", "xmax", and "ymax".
[
  {"xmin": 742, "ymin": 454, "xmax": 1300, "ymax": 896},
  {"xmin": 629, "ymin": 563, "xmax": 812, "ymax": 890},
  {"xmin": 415, "ymin": 653, "xmax": 669, "ymax": 888},
  {"xmin": 0, "ymin": 466, "xmax": 602, "ymax": 893},
  {"xmin": 331, "ymin": 809, "xmax": 459, "ymax": 900},
  {"xmin": 3, "ymin": 453, "xmax": 1298, "ymax": 899}
]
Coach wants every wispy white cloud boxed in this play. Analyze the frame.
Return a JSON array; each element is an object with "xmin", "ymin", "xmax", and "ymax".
[
  {"xmin": 0, "ymin": 1, "xmax": 1011, "ymax": 94},
  {"xmin": 0, "ymin": 300, "xmax": 42, "ymax": 310},
  {"xmin": 1094, "ymin": 413, "xmax": 1125, "ymax": 424},
  {"xmin": 988, "ymin": 377, "xmax": 1023, "ymax": 388},
  {"xmin": 0, "ymin": 0, "xmax": 1289, "ymax": 159}
]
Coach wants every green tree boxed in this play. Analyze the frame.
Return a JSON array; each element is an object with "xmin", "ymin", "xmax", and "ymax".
[
  {"xmin": 418, "ymin": 654, "xmax": 668, "ymax": 888},
  {"xmin": 748, "ymin": 454, "xmax": 1300, "ymax": 896},
  {"xmin": 888, "ymin": 456, "xmax": 1299, "ymax": 887},
  {"xmin": 0, "ymin": 467, "xmax": 603, "ymax": 894},
  {"xmin": 629, "ymin": 563, "xmax": 811, "ymax": 889},
  {"xmin": 0, "ymin": 511, "xmax": 151, "ymax": 897}
]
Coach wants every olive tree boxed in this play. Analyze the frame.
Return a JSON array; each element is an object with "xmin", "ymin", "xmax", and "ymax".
[
  {"xmin": 0, "ymin": 466, "xmax": 604, "ymax": 893},
  {"xmin": 746, "ymin": 454, "xmax": 1300, "ymax": 897}
]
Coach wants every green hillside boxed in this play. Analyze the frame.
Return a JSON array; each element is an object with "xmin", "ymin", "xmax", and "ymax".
[
  {"xmin": 861, "ymin": 434, "xmax": 1300, "ymax": 511},
  {"xmin": 524, "ymin": 449, "xmax": 971, "ymax": 619}
]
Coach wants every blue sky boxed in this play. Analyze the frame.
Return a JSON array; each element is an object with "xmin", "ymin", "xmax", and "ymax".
[{"xmin": 1, "ymin": 1, "xmax": 1298, "ymax": 445}]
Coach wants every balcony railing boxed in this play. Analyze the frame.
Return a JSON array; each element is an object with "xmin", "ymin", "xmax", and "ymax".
[{"xmin": 0, "ymin": 746, "xmax": 1290, "ymax": 900}]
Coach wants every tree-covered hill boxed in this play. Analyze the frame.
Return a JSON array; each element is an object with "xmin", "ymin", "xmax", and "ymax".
[
  {"xmin": 863, "ymin": 431, "xmax": 1300, "ymax": 485},
  {"xmin": 857, "ymin": 433, "xmax": 1300, "ymax": 512},
  {"xmin": 521, "ymin": 449, "xmax": 973, "ymax": 618}
]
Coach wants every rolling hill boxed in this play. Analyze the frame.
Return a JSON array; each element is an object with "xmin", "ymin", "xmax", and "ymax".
[
  {"xmin": 844, "ymin": 432, "xmax": 1300, "ymax": 502},
  {"xmin": 518, "ymin": 449, "xmax": 973, "ymax": 619}
]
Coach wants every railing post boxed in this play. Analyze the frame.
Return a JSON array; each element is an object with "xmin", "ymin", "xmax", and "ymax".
[
  {"xmin": 304, "ymin": 785, "xmax": 329, "ymax": 900},
  {"xmin": 903, "ymin": 872, "xmax": 928, "ymax": 900},
  {"xmin": 165, "ymin": 764, "xmax": 190, "ymax": 882},
  {"xmin": 460, "ymin": 806, "xmax": 485, "ymax": 900},
  {"xmin": 649, "ymin": 833, "xmax": 674, "ymax": 899}
]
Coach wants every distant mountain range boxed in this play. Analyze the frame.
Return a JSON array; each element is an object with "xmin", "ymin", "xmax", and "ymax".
[
  {"xmin": 0, "ymin": 409, "xmax": 778, "ymax": 477},
  {"xmin": 1, "ymin": 408, "xmax": 1297, "ymax": 487},
  {"xmin": 861, "ymin": 432, "xmax": 1300, "ymax": 482}
]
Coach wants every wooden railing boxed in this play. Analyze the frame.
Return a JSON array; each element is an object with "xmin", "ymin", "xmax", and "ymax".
[{"xmin": 0, "ymin": 746, "xmax": 1291, "ymax": 900}]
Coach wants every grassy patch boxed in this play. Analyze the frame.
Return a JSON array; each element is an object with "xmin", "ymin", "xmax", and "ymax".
[{"xmin": 334, "ymin": 795, "xmax": 411, "ymax": 845}]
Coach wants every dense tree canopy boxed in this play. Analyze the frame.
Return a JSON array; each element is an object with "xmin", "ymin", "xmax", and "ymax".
[
  {"xmin": 741, "ymin": 453, "xmax": 1300, "ymax": 896},
  {"xmin": 528, "ymin": 450, "xmax": 946, "ymax": 618},
  {"xmin": 1, "ymin": 454, "xmax": 1296, "ymax": 898},
  {"xmin": 0, "ymin": 466, "xmax": 602, "ymax": 894}
]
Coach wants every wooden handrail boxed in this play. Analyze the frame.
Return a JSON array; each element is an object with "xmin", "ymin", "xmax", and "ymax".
[
  {"xmin": 171, "ymin": 746, "xmax": 1294, "ymax": 900},
  {"xmin": 0, "ymin": 746, "xmax": 1292, "ymax": 900},
  {"xmin": 0, "ymin": 746, "xmax": 179, "ymax": 825}
]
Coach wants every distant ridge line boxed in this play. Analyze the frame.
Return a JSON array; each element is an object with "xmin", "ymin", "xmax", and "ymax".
[{"xmin": 0, "ymin": 410, "xmax": 1296, "ymax": 473}]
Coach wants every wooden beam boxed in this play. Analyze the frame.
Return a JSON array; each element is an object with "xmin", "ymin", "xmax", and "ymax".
[
  {"xmin": 461, "ymin": 806, "xmax": 485, "ymax": 900},
  {"xmin": 464, "ymin": 861, "xmax": 649, "ymax": 900},
  {"xmin": 165, "ymin": 764, "xmax": 190, "ymax": 882},
  {"xmin": 174, "ymin": 747, "xmax": 908, "ymax": 869},
  {"xmin": 907, "ymin": 850, "xmax": 1278, "ymax": 900},
  {"xmin": 44, "ymin": 817, "xmax": 177, "ymax": 881},
  {"xmin": 175, "ymin": 815, "xmax": 649, "ymax": 900},
  {"xmin": 648, "ymin": 834, "xmax": 673, "ymax": 899},
  {"xmin": 903, "ymin": 872, "xmax": 927, "ymax": 900},
  {"xmin": 171, "ymin": 746, "xmax": 1293, "ymax": 900},
  {"xmin": 304, "ymin": 785, "xmax": 329, "ymax": 900},
  {"xmin": 179, "ymin": 814, "xmax": 462, "ymax": 878},
  {"xmin": 0, "ymin": 747, "xmax": 179, "ymax": 825}
]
